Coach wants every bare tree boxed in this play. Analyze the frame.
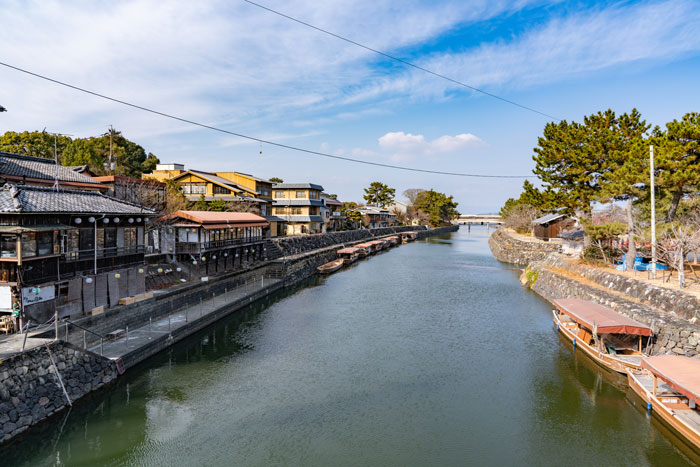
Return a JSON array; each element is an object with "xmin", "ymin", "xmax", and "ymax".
[
  {"xmin": 504, "ymin": 204, "xmax": 540, "ymax": 233},
  {"xmin": 656, "ymin": 215, "xmax": 700, "ymax": 288}
]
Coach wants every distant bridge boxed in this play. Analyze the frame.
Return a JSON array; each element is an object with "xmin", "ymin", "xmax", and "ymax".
[{"xmin": 454, "ymin": 214, "xmax": 504, "ymax": 225}]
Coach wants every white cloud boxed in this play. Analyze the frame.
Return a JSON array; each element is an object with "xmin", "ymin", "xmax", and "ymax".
[{"xmin": 378, "ymin": 131, "xmax": 483, "ymax": 160}]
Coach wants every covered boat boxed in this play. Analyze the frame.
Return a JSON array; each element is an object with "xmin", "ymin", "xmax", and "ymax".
[
  {"xmin": 337, "ymin": 247, "xmax": 360, "ymax": 264},
  {"xmin": 400, "ymin": 231, "xmax": 418, "ymax": 243},
  {"xmin": 369, "ymin": 240, "xmax": 385, "ymax": 251},
  {"xmin": 317, "ymin": 259, "xmax": 344, "ymax": 274},
  {"xmin": 356, "ymin": 242, "xmax": 375, "ymax": 255},
  {"xmin": 627, "ymin": 356, "xmax": 700, "ymax": 450},
  {"xmin": 386, "ymin": 236, "xmax": 400, "ymax": 246},
  {"xmin": 552, "ymin": 298, "xmax": 653, "ymax": 373}
]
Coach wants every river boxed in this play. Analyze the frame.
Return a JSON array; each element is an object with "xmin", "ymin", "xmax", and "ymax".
[{"xmin": 3, "ymin": 226, "xmax": 698, "ymax": 466}]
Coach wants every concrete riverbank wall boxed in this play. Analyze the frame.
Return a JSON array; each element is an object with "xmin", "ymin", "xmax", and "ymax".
[
  {"xmin": 0, "ymin": 342, "xmax": 116, "ymax": 443},
  {"xmin": 0, "ymin": 224, "xmax": 457, "ymax": 446},
  {"xmin": 489, "ymin": 228, "xmax": 700, "ymax": 356}
]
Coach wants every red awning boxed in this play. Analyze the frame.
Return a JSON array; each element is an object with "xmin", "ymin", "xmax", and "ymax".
[
  {"xmin": 642, "ymin": 355, "xmax": 700, "ymax": 406},
  {"xmin": 553, "ymin": 298, "xmax": 652, "ymax": 336},
  {"xmin": 203, "ymin": 222, "xmax": 267, "ymax": 230}
]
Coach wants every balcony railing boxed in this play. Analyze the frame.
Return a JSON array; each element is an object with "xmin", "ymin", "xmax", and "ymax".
[
  {"xmin": 63, "ymin": 246, "xmax": 146, "ymax": 261},
  {"xmin": 175, "ymin": 237, "xmax": 264, "ymax": 255}
]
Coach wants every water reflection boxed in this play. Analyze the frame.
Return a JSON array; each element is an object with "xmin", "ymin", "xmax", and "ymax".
[{"xmin": 2, "ymin": 227, "xmax": 698, "ymax": 466}]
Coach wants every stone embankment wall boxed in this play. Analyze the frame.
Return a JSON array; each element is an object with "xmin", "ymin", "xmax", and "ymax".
[
  {"xmin": 487, "ymin": 229, "xmax": 560, "ymax": 267},
  {"xmin": 2, "ymin": 224, "xmax": 456, "ymax": 446},
  {"xmin": 0, "ymin": 342, "xmax": 116, "ymax": 442},
  {"xmin": 272, "ymin": 226, "xmax": 425, "ymax": 257},
  {"xmin": 488, "ymin": 228, "xmax": 700, "ymax": 357},
  {"xmin": 279, "ymin": 225, "xmax": 457, "ymax": 286}
]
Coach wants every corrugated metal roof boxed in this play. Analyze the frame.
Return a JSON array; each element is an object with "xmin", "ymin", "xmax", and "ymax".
[
  {"xmin": 276, "ymin": 215, "xmax": 323, "ymax": 222},
  {"xmin": 0, "ymin": 152, "xmax": 100, "ymax": 184},
  {"xmin": 0, "ymin": 184, "xmax": 155, "ymax": 214},
  {"xmin": 531, "ymin": 213, "xmax": 566, "ymax": 225}
]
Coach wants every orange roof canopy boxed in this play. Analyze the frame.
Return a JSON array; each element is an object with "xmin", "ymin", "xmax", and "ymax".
[
  {"xmin": 163, "ymin": 210, "xmax": 268, "ymax": 227},
  {"xmin": 642, "ymin": 355, "xmax": 700, "ymax": 406},
  {"xmin": 553, "ymin": 298, "xmax": 652, "ymax": 336}
]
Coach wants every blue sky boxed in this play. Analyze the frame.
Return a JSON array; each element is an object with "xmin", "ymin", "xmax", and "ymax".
[{"xmin": 1, "ymin": 0, "xmax": 699, "ymax": 213}]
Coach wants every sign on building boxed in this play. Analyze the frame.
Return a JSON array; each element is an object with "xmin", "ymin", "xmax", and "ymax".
[{"xmin": 22, "ymin": 285, "xmax": 55, "ymax": 306}]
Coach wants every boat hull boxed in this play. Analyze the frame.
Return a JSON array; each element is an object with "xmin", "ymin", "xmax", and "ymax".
[
  {"xmin": 317, "ymin": 259, "xmax": 344, "ymax": 274},
  {"xmin": 627, "ymin": 369, "xmax": 700, "ymax": 452},
  {"xmin": 552, "ymin": 310, "xmax": 643, "ymax": 374}
]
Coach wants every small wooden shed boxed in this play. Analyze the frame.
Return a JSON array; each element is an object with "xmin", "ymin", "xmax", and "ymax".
[{"xmin": 531, "ymin": 213, "xmax": 575, "ymax": 241}]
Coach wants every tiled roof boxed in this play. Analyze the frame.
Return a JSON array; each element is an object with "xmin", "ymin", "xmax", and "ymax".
[
  {"xmin": 272, "ymin": 182, "xmax": 324, "ymax": 191},
  {"xmin": 0, "ymin": 184, "xmax": 155, "ymax": 214},
  {"xmin": 0, "ymin": 152, "xmax": 100, "ymax": 185},
  {"xmin": 357, "ymin": 206, "xmax": 395, "ymax": 215},
  {"xmin": 272, "ymin": 199, "xmax": 324, "ymax": 207}
]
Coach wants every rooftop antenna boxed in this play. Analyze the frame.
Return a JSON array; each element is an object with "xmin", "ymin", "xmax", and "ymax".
[{"xmin": 45, "ymin": 131, "xmax": 73, "ymax": 191}]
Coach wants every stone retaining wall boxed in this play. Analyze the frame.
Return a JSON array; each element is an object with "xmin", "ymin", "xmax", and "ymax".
[
  {"xmin": 272, "ymin": 226, "xmax": 425, "ymax": 257},
  {"xmin": 488, "ymin": 228, "xmax": 560, "ymax": 267},
  {"xmin": 0, "ymin": 342, "xmax": 116, "ymax": 443},
  {"xmin": 522, "ymin": 255, "xmax": 700, "ymax": 357}
]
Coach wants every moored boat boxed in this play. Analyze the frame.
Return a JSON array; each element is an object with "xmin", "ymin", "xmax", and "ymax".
[
  {"xmin": 400, "ymin": 231, "xmax": 418, "ymax": 243},
  {"xmin": 337, "ymin": 247, "xmax": 360, "ymax": 264},
  {"xmin": 386, "ymin": 236, "xmax": 400, "ymax": 246},
  {"xmin": 317, "ymin": 259, "xmax": 344, "ymax": 274},
  {"xmin": 552, "ymin": 298, "xmax": 653, "ymax": 373},
  {"xmin": 627, "ymin": 356, "xmax": 700, "ymax": 451},
  {"xmin": 356, "ymin": 242, "xmax": 375, "ymax": 255}
]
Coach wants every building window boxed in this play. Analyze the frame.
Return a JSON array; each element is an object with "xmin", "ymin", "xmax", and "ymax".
[
  {"xmin": 21, "ymin": 232, "xmax": 37, "ymax": 258},
  {"xmin": 37, "ymin": 231, "xmax": 54, "ymax": 256},
  {"xmin": 124, "ymin": 228, "xmax": 137, "ymax": 252},
  {"xmin": 309, "ymin": 191, "xmax": 319, "ymax": 200},
  {"xmin": 182, "ymin": 183, "xmax": 206, "ymax": 194},
  {"xmin": 295, "ymin": 191, "xmax": 305, "ymax": 198},
  {"xmin": 260, "ymin": 205, "xmax": 267, "ymax": 216},
  {"xmin": 0, "ymin": 235, "xmax": 16, "ymax": 257},
  {"xmin": 214, "ymin": 185, "xmax": 230, "ymax": 195},
  {"xmin": 275, "ymin": 191, "xmax": 285, "ymax": 199}
]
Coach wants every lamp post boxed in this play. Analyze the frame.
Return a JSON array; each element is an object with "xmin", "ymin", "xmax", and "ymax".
[{"xmin": 650, "ymin": 145, "xmax": 657, "ymax": 279}]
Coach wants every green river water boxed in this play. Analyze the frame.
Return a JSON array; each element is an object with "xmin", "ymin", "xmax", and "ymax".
[{"xmin": 2, "ymin": 226, "xmax": 698, "ymax": 466}]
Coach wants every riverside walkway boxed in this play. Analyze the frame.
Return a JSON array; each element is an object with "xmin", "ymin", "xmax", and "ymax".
[{"xmin": 90, "ymin": 275, "xmax": 282, "ymax": 362}]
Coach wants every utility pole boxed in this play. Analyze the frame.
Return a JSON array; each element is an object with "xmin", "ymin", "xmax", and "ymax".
[
  {"xmin": 46, "ymin": 131, "xmax": 72, "ymax": 191},
  {"xmin": 650, "ymin": 145, "xmax": 657, "ymax": 279}
]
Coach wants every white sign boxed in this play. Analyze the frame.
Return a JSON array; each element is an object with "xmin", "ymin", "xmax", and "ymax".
[
  {"xmin": 22, "ymin": 286, "xmax": 55, "ymax": 306},
  {"xmin": 0, "ymin": 286, "xmax": 12, "ymax": 310}
]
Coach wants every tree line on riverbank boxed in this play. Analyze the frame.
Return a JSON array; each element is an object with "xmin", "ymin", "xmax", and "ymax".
[{"xmin": 501, "ymin": 110, "xmax": 700, "ymax": 286}]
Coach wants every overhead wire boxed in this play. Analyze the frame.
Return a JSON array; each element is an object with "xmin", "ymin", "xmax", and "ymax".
[
  {"xmin": 244, "ymin": 0, "xmax": 560, "ymax": 121},
  {"xmin": 0, "ymin": 61, "xmax": 532, "ymax": 178}
]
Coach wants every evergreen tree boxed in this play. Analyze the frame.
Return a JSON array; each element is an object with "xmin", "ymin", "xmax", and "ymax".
[{"xmin": 363, "ymin": 181, "xmax": 395, "ymax": 207}]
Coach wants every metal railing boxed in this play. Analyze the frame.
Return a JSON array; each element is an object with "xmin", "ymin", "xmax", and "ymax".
[
  {"xmin": 175, "ymin": 237, "xmax": 265, "ymax": 254},
  {"xmin": 63, "ymin": 319, "xmax": 107, "ymax": 356}
]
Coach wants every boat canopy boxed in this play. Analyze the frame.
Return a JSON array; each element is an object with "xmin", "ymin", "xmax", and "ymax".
[
  {"xmin": 337, "ymin": 248, "xmax": 359, "ymax": 254},
  {"xmin": 642, "ymin": 355, "xmax": 700, "ymax": 406},
  {"xmin": 553, "ymin": 299, "xmax": 652, "ymax": 336}
]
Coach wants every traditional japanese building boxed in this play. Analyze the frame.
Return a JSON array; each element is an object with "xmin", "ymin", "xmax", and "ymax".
[
  {"xmin": 356, "ymin": 206, "xmax": 397, "ymax": 228},
  {"xmin": 0, "ymin": 151, "xmax": 106, "ymax": 192},
  {"xmin": 159, "ymin": 210, "xmax": 269, "ymax": 276},
  {"xmin": 0, "ymin": 184, "xmax": 155, "ymax": 324},
  {"xmin": 271, "ymin": 183, "xmax": 324, "ymax": 235}
]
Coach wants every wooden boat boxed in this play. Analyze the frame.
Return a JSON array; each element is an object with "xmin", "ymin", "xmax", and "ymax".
[
  {"xmin": 400, "ymin": 232, "xmax": 418, "ymax": 243},
  {"xmin": 354, "ymin": 243, "xmax": 371, "ymax": 257},
  {"xmin": 627, "ymin": 356, "xmax": 700, "ymax": 451},
  {"xmin": 317, "ymin": 259, "xmax": 344, "ymax": 274},
  {"xmin": 552, "ymin": 298, "xmax": 653, "ymax": 373},
  {"xmin": 386, "ymin": 236, "xmax": 400, "ymax": 246},
  {"xmin": 337, "ymin": 247, "xmax": 360, "ymax": 264},
  {"xmin": 369, "ymin": 240, "xmax": 385, "ymax": 251}
]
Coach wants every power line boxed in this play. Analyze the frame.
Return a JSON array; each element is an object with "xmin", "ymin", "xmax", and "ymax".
[
  {"xmin": 0, "ymin": 61, "xmax": 532, "ymax": 178},
  {"xmin": 244, "ymin": 0, "xmax": 559, "ymax": 122}
]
